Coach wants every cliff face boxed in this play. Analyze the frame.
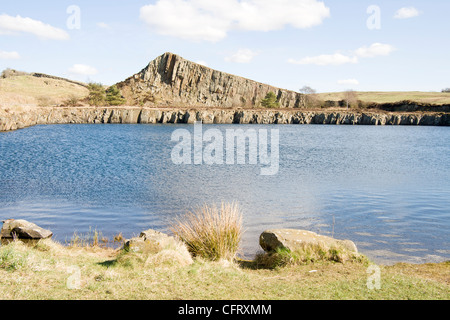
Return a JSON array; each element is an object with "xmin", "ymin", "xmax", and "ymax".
[
  {"xmin": 1, "ymin": 107, "xmax": 449, "ymax": 132},
  {"xmin": 116, "ymin": 52, "xmax": 305, "ymax": 109}
]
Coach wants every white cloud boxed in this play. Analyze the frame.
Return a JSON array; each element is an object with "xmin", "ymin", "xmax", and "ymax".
[
  {"xmin": 0, "ymin": 50, "xmax": 20, "ymax": 60},
  {"xmin": 337, "ymin": 79, "xmax": 359, "ymax": 86},
  {"xmin": 289, "ymin": 43, "xmax": 395, "ymax": 66},
  {"xmin": 225, "ymin": 49, "xmax": 259, "ymax": 63},
  {"xmin": 69, "ymin": 64, "xmax": 98, "ymax": 76},
  {"xmin": 140, "ymin": 0, "xmax": 330, "ymax": 42},
  {"xmin": 97, "ymin": 22, "xmax": 110, "ymax": 29},
  {"xmin": 354, "ymin": 43, "xmax": 395, "ymax": 58},
  {"xmin": 0, "ymin": 14, "xmax": 69, "ymax": 40},
  {"xmin": 394, "ymin": 7, "xmax": 420, "ymax": 19},
  {"xmin": 288, "ymin": 53, "xmax": 358, "ymax": 66}
]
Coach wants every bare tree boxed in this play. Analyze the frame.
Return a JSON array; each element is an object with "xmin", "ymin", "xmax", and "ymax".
[
  {"xmin": 299, "ymin": 86, "xmax": 316, "ymax": 95},
  {"xmin": 299, "ymin": 85, "xmax": 322, "ymax": 108},
  {"xmin": 343, "ymin": 90, "xmax": 358, "ymax": 110}
]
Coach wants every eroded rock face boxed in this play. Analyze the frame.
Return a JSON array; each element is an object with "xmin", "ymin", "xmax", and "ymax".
[
  {"xmin": 260, "ymin": 229, "xmax": 358, "ymax": 253},
  {"xmin": 1, "ymin": 107, "xmax": 449, "ymax": 132},
  {"xmin": 1, "ymin": 219, "xmax": 53, "ymax": 239},
  {"xmin": 116, "ymin": 52, "xmax": 305, "ymax": 109}
]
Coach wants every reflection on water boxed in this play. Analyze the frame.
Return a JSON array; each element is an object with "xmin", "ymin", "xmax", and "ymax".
[{"xmin": 0, "ymin": 124, "xmax": 449, "ymax": 265}]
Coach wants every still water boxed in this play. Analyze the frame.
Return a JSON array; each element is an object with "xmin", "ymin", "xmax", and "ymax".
[{"xmin": 0, "ymin": 124, "xmax": 449, "ymax": 265}]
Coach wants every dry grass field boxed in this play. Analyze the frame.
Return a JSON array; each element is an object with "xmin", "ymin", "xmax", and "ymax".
[
  {"xmin": 317, "ymin": 91, "xmax": 450, "ymax": 105},
  {"xmin": 0, "ymin": 74, "xmax": 89, "ymax": 108}
]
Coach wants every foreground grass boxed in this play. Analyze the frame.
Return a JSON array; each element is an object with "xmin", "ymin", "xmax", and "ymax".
[{"xmin": 0, "ymin": 239, "xmax": 448, "ymax": 300}]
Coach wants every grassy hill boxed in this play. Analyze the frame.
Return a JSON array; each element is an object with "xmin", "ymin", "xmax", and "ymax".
[
  {"xmin": 317, "ymin": 91, "xmax": 450, "ymax": 105},
  {"xmin": 0, "ymin": 72, "xmax": 89, "ymax": 108}
]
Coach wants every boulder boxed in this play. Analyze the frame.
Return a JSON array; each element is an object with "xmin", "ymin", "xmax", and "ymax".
[
  {"xmin": 260, "ymin": 229, "xmax": 357, "ymax": 253},
  {"xmin": 124, "ymin": 229, "xmax": 184, "ymax": 253},
  {"xmin": 1, "ymin": 219, "xmax": 53, "ymax": 239},
  {"xmin": 122, "ymin": 229, "xmax": 193, "ymax": 266}
]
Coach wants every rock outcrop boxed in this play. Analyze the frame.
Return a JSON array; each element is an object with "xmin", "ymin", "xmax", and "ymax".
[
  {"xmin": 260, "ymin": 229, "xmax": 358, "ymax": 253},
  {"xmin": 116, "ymin": 52, "xmax": 305, "ymax": 109},
  {"xmin": 1, "ymin": 106, "xmax": 449, "ymax": 132},
  {"xmin": 1, "ymin": 219, "xmax": 53, "ymax": 239}
]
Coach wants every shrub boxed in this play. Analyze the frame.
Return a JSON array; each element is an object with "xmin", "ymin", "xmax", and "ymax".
[
  {"xmin": 87, "ymin": 82, "xmax": 106, "ymax": 106},
  {"xmin": 64, "ymin": 94, "xmax": 81, "ymax": 107},
  {"xmin": 170, "ymin": 202, "xmax": 243, "ymax": 261},
  {"xmin": 1, "ymin": 68, "xmax": 29, "ymax": 79},
  {"xmin": 106, "ymin": 85, "xmax": 126, "ymax": 106},
  {"xmin": 37, "ymin": 96, "xmax": 55, "ymax": 107},
  {"xmin": 305, "ymin": 95, "xmax": 325, "ymax": 108},
  {"xmin": 261, "ymin": 92, "xmax": 280, "ymax": 108}
]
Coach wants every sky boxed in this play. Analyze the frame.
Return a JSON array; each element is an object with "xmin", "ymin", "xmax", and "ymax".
[{"xmin": 0, "ymin": 0, "xmax": 449, "ymax": 93}]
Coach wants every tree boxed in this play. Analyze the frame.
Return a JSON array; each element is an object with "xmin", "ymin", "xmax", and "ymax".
[
  {"xmin": 343, "ymin": 90, "xmax": 358, "ymax": 110},
  {"xmin": 299, "ymin": 85, "xmax": 322, "ymax": 108},
  {"xmin": 261, "ymin": 91, "xmax": 279, "ymax": 108},
  {"xmin": 299, "ymin": 86, "xmax": 316, "ymax": 95},
  {"xmin": 442, "ymin": 88, "xmax": 450, "ymax": 93},
  {"xmin": 87, "ymin": 82, "xmax": 106, "ymax": 106},
  {"xmin": 106, "ymin": 85, "xmax": 126, "ymax": 106}
]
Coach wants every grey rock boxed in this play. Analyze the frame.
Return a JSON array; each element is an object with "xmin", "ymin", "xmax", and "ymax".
[
  {"xmin": 123, "ymin": 229, "xmax": 183, "ymax": 253},
  {"xmin": 122, "ymin": 229, "xmax": 194, "ymax": 266},
  {"xmin": 1, "ymin": 219, "xmax": 53, "ymax": 239},
  {"xmin": 260, "ymin": 229, "xmax": 357, "ymax": 253}
]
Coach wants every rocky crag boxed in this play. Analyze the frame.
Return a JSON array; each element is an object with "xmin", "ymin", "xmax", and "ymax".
[
  {"xmin": 116, "ymin": 52, "xmax": 305, "ymax": 109},
  {"xmin": 1, "ymin": 52, "xmax": 449, "ymax": 131},
  {"xmin": 1, "ymin": 107, "xmax": 449, "ymax": 132}
]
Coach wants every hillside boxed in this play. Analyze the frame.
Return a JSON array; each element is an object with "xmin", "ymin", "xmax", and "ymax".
[{"xmin": 0, "ymin": 72, "xmax": 89, "ymax": 108}]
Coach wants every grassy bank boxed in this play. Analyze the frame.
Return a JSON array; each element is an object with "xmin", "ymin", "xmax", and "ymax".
[
  {"xmin": 0, "ymin": 239, "xmax": 448, "ymax": 300},
  {"xmin": 317, "ymin": 91, "xmax": 450, "ymax": 105}
]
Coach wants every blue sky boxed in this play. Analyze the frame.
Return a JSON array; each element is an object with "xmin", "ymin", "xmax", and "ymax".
[{"xmin": 0, "ymin": 0, "xmax": 448, "ymax": 93}]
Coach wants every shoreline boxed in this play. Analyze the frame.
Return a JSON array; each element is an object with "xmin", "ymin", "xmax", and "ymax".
[
  {"xmin": 1, "ymin": 106, "xmax": 450, "ymax": 132},
  {"xmin": 2, "ymin": 227, "xmax": 447, "ymax": 267}
]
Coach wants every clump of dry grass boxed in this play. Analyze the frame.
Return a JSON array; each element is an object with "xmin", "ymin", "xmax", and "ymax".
[
  {"xmin": 171, "ymin": 202, "xmax": 243, "ymax": 261},
  {"xmin": 67, "ymin": 228, "xmax": 108, "ymax": 248}
]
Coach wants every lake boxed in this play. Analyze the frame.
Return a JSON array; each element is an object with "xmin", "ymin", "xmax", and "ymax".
[{"xmin": 0, "ymin": 124, "xmax": 449, "ymax": 265}]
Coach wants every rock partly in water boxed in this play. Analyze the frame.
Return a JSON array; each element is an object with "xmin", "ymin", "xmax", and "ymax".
[
  {"xmin": 1, "ymin": 219, "xmax": 53, "ymax": 239},
  {"xmin": 260, "ymin": 229, "xmax": 358, "ymax": 253}
]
